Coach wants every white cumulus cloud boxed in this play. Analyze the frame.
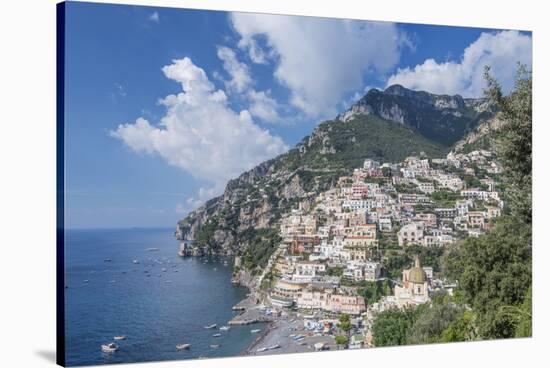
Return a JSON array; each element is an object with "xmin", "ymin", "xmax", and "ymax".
[
  {"xmin": 216, "ymin": 46, "xmax": 253, "ymax": 93},
  {"xmin": 110, "ymin": 57, "xmax": 288, "ymax": 192},
  {"xmin": 215, "ymin": 45, "xmax": 283, "ymax": 123},
  {"xmin": 230, "ymin": 12, "xmax": 408, "ymax": 117},
  {"xmin": 248, "ymin": 90, "xmax": 281, "ymax": 123},
  {"xmin": 386, "ymin": 30, "xmax": 532, "ymax": 97}
]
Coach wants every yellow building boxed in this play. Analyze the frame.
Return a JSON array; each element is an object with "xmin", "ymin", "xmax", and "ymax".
[{"xmin": 394, "ymin": 256, "xmax": 430, "ymax": 307}]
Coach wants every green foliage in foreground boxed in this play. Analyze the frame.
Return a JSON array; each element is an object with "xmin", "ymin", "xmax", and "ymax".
[
  {"xmin": 485, "ymin": 65, "xmax": 532, "ymax": 224},
  {"xmin": 443, "ymin": 216, "xmax": 531, "ymax": 338},
  {"xmin": 372, "ymin": 307, "xmax": 421, "ymax": 346},
  {"xmin": 439, "ymin": 66, "xmax": 532, "ymax": 341},
  {"xmin": 372, "ymin": 303, "xmax": 465, "ymax": 347}
]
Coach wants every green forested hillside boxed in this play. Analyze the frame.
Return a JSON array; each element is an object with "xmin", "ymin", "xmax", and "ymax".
[{"xmin": 277, "ymin": 114, "xmax": 446, "ymax": 173}]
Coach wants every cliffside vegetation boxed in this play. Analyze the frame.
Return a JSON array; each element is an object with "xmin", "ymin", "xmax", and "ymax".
[{"xmin": 276, "ymin": 114, "xmax": 446, "ymax": 172}]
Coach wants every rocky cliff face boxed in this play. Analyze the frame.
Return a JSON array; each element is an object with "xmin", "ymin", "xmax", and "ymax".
[
  {"xmin": 338, "ymin": 85, "xmax": 494, "ymax": 146},
  {"xmin": 452, "ymin": 113, "xmax": 505, "ymax": 154},
  {"xmin": 176, "ymin": 155, "xmax": 317, "ymax": 258}
]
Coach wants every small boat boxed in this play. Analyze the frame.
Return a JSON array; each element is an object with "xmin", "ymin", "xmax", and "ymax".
[
  {"xmin": 101, "ymin": 343, "xmax": 118, "ymax": 353},
  {"xmin": 113, "ymin": 336, "xmax": 126, "ymax": 340},
  {"xmin": 176, "ymin": 343, "xmax": 191, "ymax": 350},
  {"xmin": 146, "ymin": 248, "xmax": 159, "ymax": 252},
  {"xmin": 268, "ymin": 343, "xmax": 281, "ymax": 350},
  {"xmin": 256, "ymin": 347, "xmax": 268, "ymax": 353},
  {"xmin": 83, "ymin": 280, "xmax": 89, "ymax": 283},
  {"xmin": 204, "ymin": 324, "xmax": 217, "ymax": 329},
  {"xmin": 210, "ymin": 344, "xmax": 221, "ymax": 348},
  {"xmin": 104, "ymin": 258, "xmax": 112, "ymax": 262},
  {"xmin": 133, "ymin": 260, "xmax": 139, "ymax": 264},
  {"xmin": 212, "ymin": 333, "xmax": 222, "ymax": 337},
  {"xmin": 219, "ymin": 326, "xmax": 230, "ymax": 331},
  {"xmin": 250, "ymin": 329, "xmax": 261, "ymax": 334}
]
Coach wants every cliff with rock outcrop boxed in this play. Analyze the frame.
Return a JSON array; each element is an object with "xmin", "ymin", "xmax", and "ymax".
[
  {"xmin": 338, "ymin": 85, "xmax": 495, "ymax": 146},
  {"xmin": 452, "ymin": 113, "xmax": 505, "ymax": 154}
]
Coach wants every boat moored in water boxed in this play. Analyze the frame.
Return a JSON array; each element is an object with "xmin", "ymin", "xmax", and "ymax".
[
  {"xmin": 176, "ymin": 343, "xmax": 191, "ymax": 350},
  {"xmin": 204, "ymin": 324, "xmax": 217, "ymax": 329},
  {"xmin": 113, "ymin": 336, "xmax": 126, "ymax": 340},
  {"xmin": 101, "ymin": 343, "xmax": 119, "ymax": 353}
]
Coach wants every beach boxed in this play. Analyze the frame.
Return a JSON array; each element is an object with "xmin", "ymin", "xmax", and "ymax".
[{"xmin": 237, "ymin": 307, "xmax": 338, "ymax": 356}]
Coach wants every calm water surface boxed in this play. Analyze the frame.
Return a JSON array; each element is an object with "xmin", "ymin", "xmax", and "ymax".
[{"xmin": 65, "ymin": 228, "xmax": 264, "ymax": 366}]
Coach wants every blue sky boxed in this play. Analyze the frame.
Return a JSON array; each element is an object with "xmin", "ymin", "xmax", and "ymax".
[{"xmin": 63, "ymin": 2, "xmax": 532, "ymax": 229}]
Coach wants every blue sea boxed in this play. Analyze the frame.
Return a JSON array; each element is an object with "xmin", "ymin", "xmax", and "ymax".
[{"xmin": 64, "ymin": 228, "xmax": 264, "ymax": 366}]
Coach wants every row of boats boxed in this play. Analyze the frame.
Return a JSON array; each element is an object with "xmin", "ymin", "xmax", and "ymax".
[
  {"xmin": 204, "ymin": 324, "xmax": 230, "ymax": 331},
  {"xmin": 103, "ymin": 324, "xmax": 236, "ymax": 353},
  {"xmin": 256, "ymin": 343, "xmax": 281, "ymax": 353}
]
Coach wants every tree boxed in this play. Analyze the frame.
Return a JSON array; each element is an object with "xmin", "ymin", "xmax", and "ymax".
[
  {"xmin": 372, "ymin": 307, "xmax": 419, "ymax": 346},
  {"xmin": 484, "ymin": 65, "xmax": 532, "ymax": 224},
  {"xmin": 514, "ymin": 286, "xmax": 532, "ymax": 338},
  {"xmin": 494, "ymin": 286, "xmax": 532, "ymax": 338},
  {"xmin": 406, "ymin": 304, "xmax": 463, "ymax": 345},
  {"xmin": 441, "ymin": 65, "xmax": 532, "ymax": 339},
  {"xmin": 443, "ymin": 216, "xmax": 531, "ymax": 338},
  {"xmin": 358, "ymin": 280, "xmax": 392, "ymax": 305},
  {"xmin": 335, "ymin": 335, "xmax": 349, "ymax": 349},
  {"xmin": 338, "ymin": 313, "xmax": 352, "ymax": 334},
  {"xmin": 383, "ymin": 251, "xmax": 411, "ymax": 280},
  {"xmin": 441, "ymin": 310, "xmax": 477, "ymax": 342}
]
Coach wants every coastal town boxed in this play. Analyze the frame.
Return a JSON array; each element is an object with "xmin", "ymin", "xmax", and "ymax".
[{"xmin": 216, "ymin": 148, "xmax": 505, "ymax": 354}]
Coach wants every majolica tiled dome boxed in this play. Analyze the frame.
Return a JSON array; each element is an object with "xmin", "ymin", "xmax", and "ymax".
[{"xmin": 408, "ymin": 256, "xmax": 426, "ymax": 284}]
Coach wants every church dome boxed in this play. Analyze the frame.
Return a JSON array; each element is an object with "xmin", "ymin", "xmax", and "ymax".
[{"xmin": 408, "ymin": 256, "xmax": 426, "ymax": 284}]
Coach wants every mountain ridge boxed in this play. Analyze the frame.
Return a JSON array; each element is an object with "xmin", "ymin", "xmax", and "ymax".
[{"xmin": 338, "ymin": 84, "xmax": 494, "ymax": 146}]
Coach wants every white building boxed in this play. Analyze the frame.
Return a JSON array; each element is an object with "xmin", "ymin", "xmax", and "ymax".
[{"xmin": 398, "ymin": 222, "xmax": 425, "ymax": 246}]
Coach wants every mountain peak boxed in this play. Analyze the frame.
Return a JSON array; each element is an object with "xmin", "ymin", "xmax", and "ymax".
[
  {"xmin": 337, "ymin": 85, "xmax": 492, "ymax": 146},
  {"xmin": 384, "ymin": 84, "xmax": 409, "ymax": 96}
]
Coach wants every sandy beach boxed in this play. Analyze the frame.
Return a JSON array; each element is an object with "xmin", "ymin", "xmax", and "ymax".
[{"xmin": 243, "ymin": 311, "xmax": 338, "ymax": 356}]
